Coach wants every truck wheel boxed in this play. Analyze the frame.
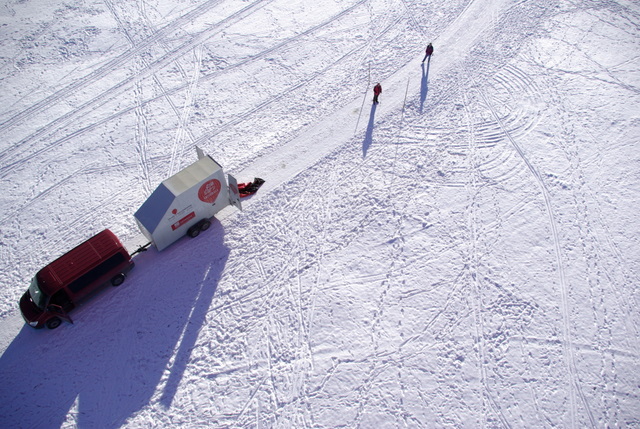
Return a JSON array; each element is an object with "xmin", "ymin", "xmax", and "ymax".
[
  {"xmin": 187, "ymin": 225, "xmax": 200, "ymax": 238},
  {"xmin": 111, "ymin": 273, "xmax": 126, "ymax": 287},
  {"xmin": 200, "ymin": 220, "xmax": 211, "ymax": 231},
  {"xmin": 46, "ymin": 317, "xmax": 62, "ymax": 329}
]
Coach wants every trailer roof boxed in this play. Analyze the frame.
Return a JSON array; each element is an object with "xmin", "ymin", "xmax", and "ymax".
[{"xmin": 164, "ymin": 156, "xmax": 221, "ymax": 196}]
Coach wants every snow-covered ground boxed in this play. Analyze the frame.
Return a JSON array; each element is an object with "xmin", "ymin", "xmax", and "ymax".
[{"xmin": 1, "ymin": 0, "xmax": 639, "ymax": 427}]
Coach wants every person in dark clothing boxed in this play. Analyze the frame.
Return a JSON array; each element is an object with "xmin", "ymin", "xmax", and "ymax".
[
  {"xmin": 373, "ymin": 83, "xmax": 382, "ymax": 104},
  {"xmin": 422, "ymin": 43, "xmax": 434, "ymax": 62},
  {"xmin": 237, "ymin": 178, "xmax": 265, "ymax": 197}
]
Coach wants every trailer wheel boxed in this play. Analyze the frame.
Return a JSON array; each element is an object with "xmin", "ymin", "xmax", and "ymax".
[
  {"xmin": 187, "ymin": 225, "xmax": 200, "ymax": 238},
  {"xmin": 46, "ymin": 317, "xmax": 62, "ymax": 330},
  {"xmin": 111, "ymin": 273, "xmax": 126, "ymax": 287},
  {"xmin": 200, "ymin": 220, "xmax": 211, "ymax": 231}
]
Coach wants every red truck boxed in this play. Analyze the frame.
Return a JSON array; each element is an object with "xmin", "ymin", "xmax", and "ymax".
[{"xmin": 19, "ymin": 229, "xmax": 134, "ymax": 329}]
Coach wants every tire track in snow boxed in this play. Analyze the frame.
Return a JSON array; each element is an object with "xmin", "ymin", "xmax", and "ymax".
[
  {"xmin": 476, "ymin": 85, "xmax": 596, "ymax": 429},
  {"xmin": 460, "ymin": 61, "xmax": 545, "ymax": 185},
  {"xmin": 135, "ymin": 0, "xmax": 200, "ymax": 153},
  {"xmin": 191, "ymin": 0, "xmax": 384, "ymax": 147},
  {"xmin": 492, "ymin": 63, "xmax": 543, "ymax": 138},
  {"xmin": 192, "ymin": 40, "xmax": 368, "ymax": 148},
  {"xmin": 0, "ymin": 0, "xmax": 369, "ymax": 180},
  {"xmin": 208, "ymin": 9, "xmax": 552, "ymax": 414},
  {"xmin": 206, "ymin": 120, "xmax": 419, "ymax": 423},
  {"xmin": 212, "ymin": 0, "xmax": 524, "ymax": 211},
  {"xmin": 0, "ymin": 0, "xmax": 225, "ymax": 133},
  {"xmin": 200, "ymin": 1, "xmax": 552, "ymax": 422},
  {"xmin": 397, "ymin": 0, "xmax": 428, "ymax": 37},
  {"xmin": 350, "ymin": 154, "xmax": 410, "ymax": 425},
  {"xmin": 0, "ymin": 0, "xmax": 273, "ymax": 176},
  {"xmin": 463, "ymin": 92, "xmax": 489, "ymax": 427},
  {"xmin": 105, "ymin": 0, "xmax": 189, "ymax": 193},
  {"xmin": 0, "ymin": 163, "xmax": 97, "ymax": 225},
  {"xmin": 167, "ymin": 45, "xmax": 203, "ymax": 177},
  {"xmin": 543, "ymin": 38, "xmax": 640, "ymax": 419},
  {"xmin": 551, "ymin": 82, "xmax": 640, "ymax": 337},
  {"xmin": 110, "ymin": 0, "xmax": 157, "ymax": 196},
  {"xmin": 462, "ymin": 91, "xmax": 512, "ymax": 428},
  {"xmin": 134, "ymin": 66, "xmax": 153, "ymax": 196},
  {"xmin": 553, "ymin": 98, "xmax": 637, "ymax": 426}
]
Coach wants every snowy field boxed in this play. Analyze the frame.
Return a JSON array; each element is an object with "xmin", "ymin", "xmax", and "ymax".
[{"xmin": 0, "ymin": 0, "xmax": 639, "ymax": 427}]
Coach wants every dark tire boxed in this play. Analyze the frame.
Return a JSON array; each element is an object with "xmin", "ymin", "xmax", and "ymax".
[
  {"xmin": 200, "ymin": 220, "xmax": 211, "ymax": 231},
  {"xmin": 46, "ymin": 317, "xmax": 62, "ymax": 330},
  {"xmin": 111, "ymin": 273, "xmax": 126, "ymax": 287},
  {"xmin": 187, "ymin": 225, "xmax": 200, "ymax": 238}
]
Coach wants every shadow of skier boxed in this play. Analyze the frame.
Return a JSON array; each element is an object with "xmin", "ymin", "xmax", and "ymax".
[
  {"xmin": 363, "ymin": 103, "xmax": 377, "ymax": 158},
  {"xmin": 420, "ymin": 58, "xmax": 431, "ymax": 113}
]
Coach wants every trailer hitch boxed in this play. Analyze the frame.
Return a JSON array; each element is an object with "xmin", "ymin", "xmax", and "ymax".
[{"xmin": 130, "ymin": 242, "xmax": 152, "ymax": 257}]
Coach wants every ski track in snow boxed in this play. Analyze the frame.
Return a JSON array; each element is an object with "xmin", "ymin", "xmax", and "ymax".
[
  {"xmin": 0, "ymin": 0, "xmax": 275, "ymax": 178},
  {"xmin": 476, "ymin": 83, "xmax": 587, "ymax": 428},
  {"xmin": 1, "ymin": 0, "xmax": 639, "ymax": 427},
  {"xmin": 0, "ymin": 0, "xmax": 383, "ymax": 183},
  {"xmin": 0, "ymin": 0, "xmax": 226, "ymax": 131}
]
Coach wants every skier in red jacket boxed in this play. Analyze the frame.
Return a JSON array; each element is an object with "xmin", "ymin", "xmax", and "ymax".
[
  {"xmin": 422, "ymin": 43, "xmax": 434, "ymax": 63},
  {"xmin": 373, "ymin": 83, "xmax": 382, "ymax": 104}
]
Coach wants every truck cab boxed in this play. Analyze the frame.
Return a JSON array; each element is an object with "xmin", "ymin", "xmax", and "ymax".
[{"xmin": 19, "ymin": 229, "xmax": 134, "ymax": 329}]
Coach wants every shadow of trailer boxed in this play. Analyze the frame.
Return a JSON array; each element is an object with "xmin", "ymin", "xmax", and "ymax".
[{"xmin": 134, "ymin": 147, "xmax": 242, "ymax": 252}]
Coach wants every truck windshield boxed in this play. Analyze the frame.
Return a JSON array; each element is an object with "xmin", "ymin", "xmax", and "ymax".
[{"xmin": 28, "ymin": 277, "xmax": 48, "ymax": 310}]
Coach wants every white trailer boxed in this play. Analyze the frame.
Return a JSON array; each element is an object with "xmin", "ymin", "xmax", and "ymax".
[{"xmin": 134, "ymin": 149, "xmax": 241, "ymax": 251}]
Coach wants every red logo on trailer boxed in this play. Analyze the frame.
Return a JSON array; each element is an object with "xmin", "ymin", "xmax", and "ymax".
[
  {"xmin": 171, "ymin": 211, "xmax": 196, "ymax": 231},
  {"xmin": 198, "ymin": 179, "xmax": 221, "ymax": 203}
]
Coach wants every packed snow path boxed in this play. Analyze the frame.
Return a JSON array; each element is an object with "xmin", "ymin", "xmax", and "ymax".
[{"xmin": 0, "ymin": 0, "xmax": 639, "ymax": 427}]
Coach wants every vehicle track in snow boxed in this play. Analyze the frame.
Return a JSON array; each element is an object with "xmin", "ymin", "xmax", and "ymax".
[
  {"xmin": 211, "ymin": 4, "xmax": 620, "ymax": 426},
  {"xmin": 0, "ymin": 0, "xmax": 394, "ymax": 263},
  {"xmin": 104, "ymin": 1, "xmax": 158, "ymax": 197},
  {"xmin": 462, "ymin": 91, "xmax": 491, "ymax": 427},
  {"xmin": 105, "ymin": 0, "xmax": 197, "ymax": 193},
  {"xmin": 167, "ymin": 45, "xmax": 204, "ymax": 177},
  {"xmin": 461, "ymin": 86, "xmax": 529, "ymax": 428},
  {"xmin": 448, "ymin": 68, "xmax": 547, "ymax": 427},
  {"xmin": 349, "ymin": 114, "xmax": 419, "ymax": 426},
  {"xmin": 548, "ymin": 78, "xmax": 640, "ymax": 426},
  {"xmin": 0, "ymin": 0, "xmax": 226, "ymax": 133},
  {"xmin": 133, "ymin": 66, "xmax": 153, "ymax": 196},
  {"xmin": 0, "ymin": 5, "xmax": 424, "ymax": 257},
  {"xmin": 457, "ymin": 61, "xmax": 544, "ymax": 186},
  {"xmin": 0, "ymin": 0, "xmax": 373, "ymax": 180},
  {"xmin": 0, "ymin": 0, "xmax": 274, "ymax": 176},
  {"xmin": 159, "ymin": 0, "xmax": 400, "ymax": 166},
  {"xmin": 475, "ymin": 83, "xmax": 596, "ymax": 428}
]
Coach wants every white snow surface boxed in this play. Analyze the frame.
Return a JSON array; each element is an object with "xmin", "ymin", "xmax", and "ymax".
[{"xmin": 0, "ymin": 0, "xmax": 639, "ymax": 427}]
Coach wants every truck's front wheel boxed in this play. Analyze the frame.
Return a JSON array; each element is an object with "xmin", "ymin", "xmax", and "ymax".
[{"xmin": 46, "ymin": 317, "xmax": 62, "ymax": 329}]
